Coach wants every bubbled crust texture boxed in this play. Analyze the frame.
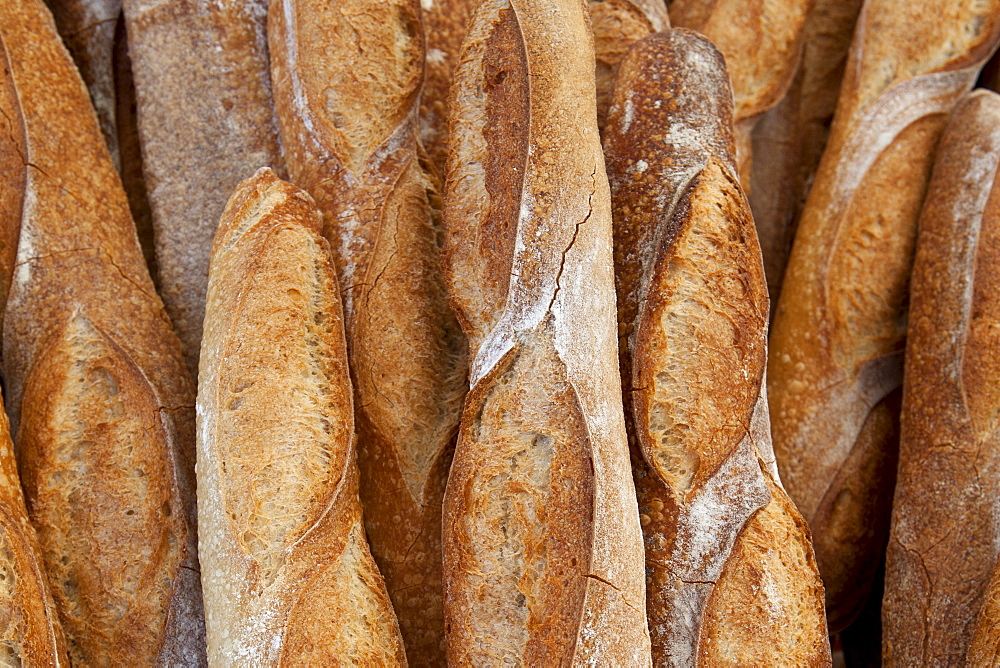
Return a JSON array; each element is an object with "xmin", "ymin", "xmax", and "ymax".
[
  {"xmin": 121, "ymin": 0, "xmax": 284, "ymax": 374},
  {"xmin": 268, "ymin": 0, "xmax": 467, "ymax": 662},
  {"xmin": 668, "ymin": 0, "xmax": 811, "ymax": 187},
  {"xmin": 768, "ymin": 0, "xmax": 1000, "ymax": 631},
  {"xmin": 0, "ymin": 0, "xmax": 204, "ymax": 664},
  {"xmin": 0, "ymin": 395, "xmax": 67, "ymax": 665},
  {"xmin": 46, "ymin": 0, "xmax": 121, "ymax": 167},
  {"xmin": 442, "ymin": 0, "xmax": 649, "ymax": 664},
  {"xmin": 197, "ymin": 169, "xmax": 406, "ymax": 666},
  {"xmin": 882, "ymin": 91, "xmax": 1000, "ymax": 666},
  {"xmin": 604, "ymin": 29, "xmax": 830, "ymax": 667},
  {"xmin": 588, "ymin": 0, "xmax": 669, "ymax": 130}
]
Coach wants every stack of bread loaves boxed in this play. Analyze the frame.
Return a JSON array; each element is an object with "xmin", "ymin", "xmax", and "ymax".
[{"xmin": 2, "ymin": 0, "xmax": 1000, "ymax": 665}]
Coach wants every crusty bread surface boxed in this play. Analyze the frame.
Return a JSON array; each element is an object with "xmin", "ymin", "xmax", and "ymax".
[
  {"xmin": 882, "ymin": 89, "xmax": 1000, "ymax": 666},
  {"xmin": 604, "ymin": 27, "xmax": 831, "ymax": 667},
  {"xmin": 441, "ymin": 0, "xmax": 650, "ymax": 664},
  {"xmin": 197, "ymin": 168, "xmax": 406, "ymax": 666},
  {"xmin": 0, "ymin": 0, "xmax": 205, "ymax": 663},
  {"xmin": 768, "ymin": 0, "xmax": 1000, "ymax": 632},
  {"xmin": 268, "ymin": 1, "xmax": 468, "ymax": 662},
  {"xmin": 121, "ymin": 0, "xmax": 284, "ymax": 374}
]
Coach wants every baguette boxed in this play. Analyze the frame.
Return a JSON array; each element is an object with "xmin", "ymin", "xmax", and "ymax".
[
  {"xmin": 441, "ymin": 1, "xmax": 649, "ymax": 663},
  {"xmin": 749, "ymin": 0, "xmax": 864, "ymax": 312},
  {"xmin": 0, "ymin": 0, "xmax": 204, "ymax": 663},
  {"xmin": 589, "ymin": 0, "xmax": 669, "ymax": 130},
  {"xmin": 970, "ymin": 555, "xmax": 1000, "ymax": 666},
  {"xmin": 0, "ymin": 392, "xmax": 68, "ymax": 666},
  {"xmin": 882, "ymin": 89, "xmax": 1000, "ymax": 666},
  {"xmin": 768, "ymin": 0, "xmax": 1000, "ymax": 631},
  {"xmin": 268, "ymin": 1, "xmax": 467, "ymax": 662},
  {"xmin": 121, "ymin": 0, "xmax": 284, "ymax": 374},
  {"xmin": 420, "ymin": 0, "xmax": 474, "ymax": 178},
  {"xmin": 196, "ymin": 168, "xmax": 406, "ymax": 665},
  {"xmin": 604, "ymin": 28, "xmax": 830, "ymax": 666},
  {"xmin": 668, "ymin": 0, "xmax": 811, "ymax": 188},
  {"xmin": 46, "ymin": 0, "xmax": 121, "ymax": 167}
]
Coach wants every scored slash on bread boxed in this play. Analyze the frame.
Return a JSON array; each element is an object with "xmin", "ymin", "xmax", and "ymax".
[
  {"xmin": 0, "ymin": 0, "xmax": 205, "ymax": 663},
  {"xmin": 603, "ymin": 28, "xmax": 831, "ymax": 666},
  {"xmin": 441, "ymin": 0, "xmax": 650, "ymax": 664},
  {"xmin": 121, "ymin": 0, "xmax": 285, "ymax": 375},
  {"xmin": 768, "ymin": 0, "xmax": 1000, "ymax": 632},
  {"xmin": 267, "ymin": 0, "xmax": 468, "ymax": 662},
  {"xmin": 196, "ymin": 168, "xmax": 406, "ymax": 665},
  {"xmin": 882, "ymin": 90, "xmax": 1000, "ymax": 666},
  {"xmin": 0, "ymin": 391, "xmax": 68, "ymax": 665}
]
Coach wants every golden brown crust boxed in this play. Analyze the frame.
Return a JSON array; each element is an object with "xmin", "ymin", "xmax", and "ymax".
[
  {"xmin": 196, "ymin": 168, "xmax": 405, "ymax": 665},
  {"xmin": 0, "ymin": 0, "xmax": 204, "ymax": 663},
  {"xmin": 268, "ymin": 0, "xmax": 467, "ymax": 662},
  {"xmin": 588, "ymin": 0, "xmax": 669, "ymax": 130},
  {"xmin": 749, "ymin": 0, "xmax": 865, "ymax": 312},
  {"xmin": 882, "ymin": 90, "xmax": 1000, "ymax": 666},
  {"xmin": 971, "ymin": 555, "xmax": 1000, "ymax": 666},
  {"xmin": 0, "ymin": 39, "xmax": 25, "ymax": 348},
  {"xmin": 420, "ymin": 0, "xmax": 474, "ymax": 178},
  {"xmin": 442, "ymin": 1, "xmax": 649, "ymax": 664},
  {"xmin": 46, "ymin": 0, "xmax": 121, "ymax": 167},
  {"xmin": 768, "ymin": 0, "xmax": 1000, "ymax": 633},
  {"xmin": 604, "ymin": 28, "xmax": 830, "ymax": 666},
  {"xmin": 121, "ymin": 0, "xmax": 284, "ymax": 374},
  {"xmin": 668, "ymin": 0, "xmax": 812, "ymax": 187},
  {"xmin": 0, "ymin": 393, "xmax": 68, "ymax": 666}
]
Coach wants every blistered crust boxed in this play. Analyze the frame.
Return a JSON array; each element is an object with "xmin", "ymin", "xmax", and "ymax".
[{"xmin": 197, "ymin": 169, "xmax": 405, "ymax": 665}]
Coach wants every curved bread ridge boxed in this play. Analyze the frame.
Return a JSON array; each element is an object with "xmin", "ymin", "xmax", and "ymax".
[
  {"xmin": 883, "ymin": 90, "xmax": 1000, "ymax": 666},
  {"xmin": 0, "ymin": 0, "xmax": 204, "ymax": 663},
  {"xmin": 0, "ymin": 393, "xmax": 67, "ymax": 665},
  {"xmin": 268, "ymin": 1, "xmax": 467, "ymax": 662},
  {"xmin": 442, "ymin": 0, "xmax": 649, "ymax": 664},
  {"xmin": 768, "ymin": 0, "xmax": 1000, "ymax": 630},
  {"xmin": 668, "ymin": 0, "xmax": 811, "ymax": 187},
  {"xmin": 603, "ymin": 29, "xmax": 830, "ymax": 665},
  {"xmin": 121, "ymin": 0, "xmax": 284, "ymax": 373},
  {"xmin": 197, "ymin": 168, "xmax": 406, "ymax": 665},
  {"xmin": 588, "ymin": 0, "xmax": 669, "ymax": 130}
]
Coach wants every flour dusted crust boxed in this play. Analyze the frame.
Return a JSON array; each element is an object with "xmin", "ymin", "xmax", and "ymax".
[
  {"xmin": 121, "ymin": 0, "xmax": 284, "ymax": 374},
  {"xmin": 768, "ymin": 0, "xmax": 1000, "ymax": 631},
  {"xmin": 882, "ymin": 90, "xmax": 1000, "ymax": 666},
  {"xmin": 196, "ymin": 169, "xmax": 406, "ymax": 665},
  {"xmin": 0, "ymin": 0, "xmax": 204, "ymax": 663},
  {"xmin": 604, "ymin": 28, "xmax": 830, "ymax": 666},
  {"xmin": 441, "ymin": 1, "xmax": 649, "ymax": 664},
  {"xmin": 268, "ymin": 0, "xmax": 467, "ymax": 662}
]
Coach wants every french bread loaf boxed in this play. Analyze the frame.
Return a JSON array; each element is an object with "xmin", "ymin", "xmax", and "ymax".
[
  {"xmin": 196, "ymin": 167, "xmax": 406, "ymax": 666},
  {"xmin": 768, "ymin": 0, "xmax": 1000, "ymax": 631},
  {"xmin": 0, "ymin": 0, "xmax": 205, "ymax": 663},
  {"xmin": 268, "ymin": 1, "xmax": 467, "ymax": 662},
  {"xmin": 121, "ymin": 0, "xmax": 284, "ymax": 374},
  {"xmin": 749, "ymin": 0, "xmax": 864, "ymax": 313},
  {"xmin": 604, "ymin": 27, "xmax": 830, "ymax": 666},
  {"xmin": 970, "ymin": 555, "xmax": 1000, "ymax": 666},
  {"xmin": 668, "ymin": 0, "xmax": 812, "ymax": 189},
  {"xmin": 882, "ymin": 89, "xmax": 1000, "ymax": 666},
  {"xmin": 441, "ymin": 1, "xmax": 649, "ymax": 663},
  {"xmin": 420, "ymin": 0, "xmax": 474, "ymax": 178},
  {"xmin": 589, "ymin": 0, "xmax": 669, "ymax": 130},
  {"xmin": 0, "ymin": 392, "xmax": 67, "ymax": 666},
  {"xmin": 45, "ymin": 0, "xmax": 121, "ymax": 168}
]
